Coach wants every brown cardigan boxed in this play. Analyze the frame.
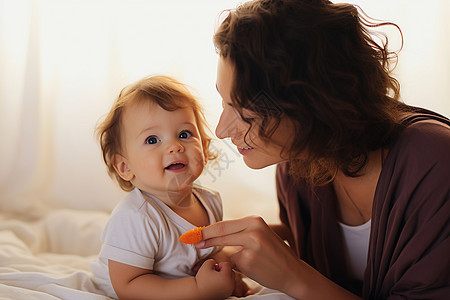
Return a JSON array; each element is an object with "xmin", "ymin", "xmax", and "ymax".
[{"xmin": 276, "ymin": 109, "xmax": 450, "ymax": 299}]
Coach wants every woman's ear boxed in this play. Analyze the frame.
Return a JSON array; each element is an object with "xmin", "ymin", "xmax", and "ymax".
[{"xmin": 112, "ymin": 154, "xmax": 134, "ymax": 181}]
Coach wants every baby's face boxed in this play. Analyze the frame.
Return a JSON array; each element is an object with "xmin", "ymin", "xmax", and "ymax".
[{"xmin": 116, "ymin": 101, "xmax": 206, "ymax": 197}]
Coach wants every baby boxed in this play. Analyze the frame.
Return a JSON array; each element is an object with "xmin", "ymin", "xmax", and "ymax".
[{"xmin": 90, "ymin": 75, "xmax": 242, "ymax": 299}]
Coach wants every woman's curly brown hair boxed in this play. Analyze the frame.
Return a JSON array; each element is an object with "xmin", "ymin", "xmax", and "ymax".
[
  {"xmin": 96, "ymin": 75, "xmax": 216, "ymax": 191},
  {"xmin": 214, "ymin": 0, "xmax": 412, "ymax": 185}
]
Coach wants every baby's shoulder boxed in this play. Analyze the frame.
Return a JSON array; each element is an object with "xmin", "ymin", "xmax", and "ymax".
[
  {"xmin": 193, "ymin": 184, "xmax": 221, "ymax": 202},
  {"xmin": 193, "ymin": 185, "xmax": 223, "ymax": 221},
  {"xmin": 109, "ymin": 189, "xmax": 164, "ymax": 227}
]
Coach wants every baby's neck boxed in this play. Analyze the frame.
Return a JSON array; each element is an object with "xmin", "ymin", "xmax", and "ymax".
[
  {"xmin": 144, "ymin": 188, "xmax": 209, "ymax": 227},
  {"xmin": 165, "ymin": 190, "xmax": 197, "ymax": 210},
  {"xmin": 143, "ymin": 186, "xmax": 194, "ymax": 210},
  {"xmin": 173, "ymin": 193, "xmax": 209, "ymax": 227}
]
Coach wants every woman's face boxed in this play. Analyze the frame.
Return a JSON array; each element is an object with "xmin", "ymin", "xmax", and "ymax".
[{"xmin": 215, "ymin": 56, "xmax": 294, "ymax": 169}]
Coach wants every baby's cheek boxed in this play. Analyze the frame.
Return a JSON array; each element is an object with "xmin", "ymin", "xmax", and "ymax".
[{"xmin": 193, "ymin": 150, "xmax": 207, "ymax": 169}]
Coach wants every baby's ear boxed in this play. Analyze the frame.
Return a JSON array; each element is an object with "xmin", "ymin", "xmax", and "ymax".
[{"xmin": 112, "ymin": 154, "xmax": 134, "ymax": 181}]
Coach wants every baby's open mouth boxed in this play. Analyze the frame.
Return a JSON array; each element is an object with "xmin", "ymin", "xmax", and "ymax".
[{"xmin": 165, "ymin": 163, "xmax": 186, "ymax": 170}]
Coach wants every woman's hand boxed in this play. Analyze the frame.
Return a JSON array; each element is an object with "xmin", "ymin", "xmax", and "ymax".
[
  {"xmin": 196, "ymin": 216, "xmax": 363, "ymax": 300},
  {"xmin": 195, "ymin": 216, "xmax": 302, "ymax": 295}
]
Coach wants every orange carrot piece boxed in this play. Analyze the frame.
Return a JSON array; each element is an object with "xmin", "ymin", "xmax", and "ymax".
[{"xmin": 179, "ymin": 227, "xmax": 204, "ymax": 244}]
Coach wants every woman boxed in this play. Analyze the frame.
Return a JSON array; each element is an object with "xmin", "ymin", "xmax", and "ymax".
[{"xmin": 196, "ymin": 0, "xmax": 450, "ymax": 299}]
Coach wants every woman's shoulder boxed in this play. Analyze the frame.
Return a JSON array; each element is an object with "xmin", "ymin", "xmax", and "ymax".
[
  {"xmin": 400, "ymin": 106, "xmax": 450, "ymax": 128},
  {"xmin": 394, "ymin": 108, "xmax": 450, "ymax": 159},
  {"xmin": 380, "ymin": 107, "xmax": 450, "ymax": 191}
]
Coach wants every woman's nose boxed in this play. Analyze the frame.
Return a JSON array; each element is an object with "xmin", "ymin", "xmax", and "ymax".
[
  {"xmin": 167, "ymin": 140, "xmax": 184, "ymax": 154},
  {"xmin": 215, "ymin": 110, "xmax": 240, "ymax": 139}
]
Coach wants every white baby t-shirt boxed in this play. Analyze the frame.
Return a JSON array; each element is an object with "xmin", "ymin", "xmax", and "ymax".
[{"xmin": 90, "ymin": 185, "xmax": 223, "ymax": 299}]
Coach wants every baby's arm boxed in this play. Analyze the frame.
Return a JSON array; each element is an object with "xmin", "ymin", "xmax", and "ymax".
[{"xmin": 108, "ymin": 259, "xmax": 234, "ymax": 300}]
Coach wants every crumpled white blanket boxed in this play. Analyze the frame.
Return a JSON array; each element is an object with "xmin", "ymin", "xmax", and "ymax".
[{"xmin": 0, "ymin": 209, "xmax": 112, "ymax": 300}]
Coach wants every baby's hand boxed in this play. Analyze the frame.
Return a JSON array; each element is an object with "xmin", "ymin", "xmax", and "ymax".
[
  {"xmin": 232, "ymin": 270, "xmax": 254, "ymax": 297},
  {"xmin": 195, "ymin": 259, "xmax": 235, "ymax": 300}
]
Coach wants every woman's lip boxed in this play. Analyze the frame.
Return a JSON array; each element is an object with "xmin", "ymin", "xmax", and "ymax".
[{"xmin": 237, "ymin": 147, "xmax": 254, "ymax": 155}]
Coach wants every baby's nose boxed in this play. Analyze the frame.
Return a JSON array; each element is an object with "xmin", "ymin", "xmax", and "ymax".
[{"xmin": 167, "ymin": 141, "xmax": 184, "ymax": 153}]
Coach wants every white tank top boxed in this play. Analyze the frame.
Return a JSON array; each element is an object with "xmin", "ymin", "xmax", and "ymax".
[{"xmin": 338, "ymin": 219, "xmax": 371, "ymax": 281}]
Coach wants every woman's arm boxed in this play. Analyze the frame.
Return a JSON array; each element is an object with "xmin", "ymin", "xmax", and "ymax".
[
  {"xmin": 108, "ymin": 259, "xmax": 234, "ymax": 300},
  {"xmin": 196, "ymin": 216, "xmax": 362, "ymax": 300}
]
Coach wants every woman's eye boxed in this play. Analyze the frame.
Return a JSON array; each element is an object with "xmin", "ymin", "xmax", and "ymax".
[
  {"xmin": 145, "ymin": 136, "xmax": 160, "ymax": 144},
  {"xmin": 222, "ymin": 99, "xmax": 233, "ymax": 109},
  {"xmin": 179, "ymin": 130, "xmax": 192, "ymax": 139}
]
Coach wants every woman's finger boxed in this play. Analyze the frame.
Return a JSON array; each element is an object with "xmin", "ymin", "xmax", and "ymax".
[
  {"xmin": 195, "ymin": 216, "xmax": 270, "ymax": 249},
  {"xmin": 202, "ymin": 217, "xmax": 253, "ymax": 239},
  {"xmin": 203, "ymin": 215, "xmax": 267, "ymax": 239},
  {"xmin": 196, "ymin": 230, "xmax": 251, "ymax": 249}
]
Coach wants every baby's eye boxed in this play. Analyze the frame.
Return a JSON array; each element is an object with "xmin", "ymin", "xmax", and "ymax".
[
  {"xmin": 145, "ymin": 136, "xmax": 160, "ymax": 145},
  {"xmin": 179, "ymin": 130, "xmax": 192, "ymax": 139}
]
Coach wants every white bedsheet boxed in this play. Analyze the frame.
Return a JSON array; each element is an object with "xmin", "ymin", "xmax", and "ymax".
[{"xmin": 0, "ymin": 209, "xmax": 112, "ymax": 300}]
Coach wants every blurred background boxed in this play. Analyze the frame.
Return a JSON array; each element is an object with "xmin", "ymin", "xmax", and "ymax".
[{"xmin": 1, "ymin": 0, "xmax": 449, "ymax": 223}]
